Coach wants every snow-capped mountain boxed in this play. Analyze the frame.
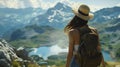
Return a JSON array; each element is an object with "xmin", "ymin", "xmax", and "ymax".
[
  {"xmin": 91, "ymin": 6, "xmax": 120, "ymax": 23},
  {"xmin": 0, "ymin": 2, "xmax": 120, "ymax": 37},
  {"xmin": 30, "ymin": 2, "xmax": 120, "ymax": 28},
  {"xmin": 30, "ymin": 2, "xmax": 73, "ymax": 29}
]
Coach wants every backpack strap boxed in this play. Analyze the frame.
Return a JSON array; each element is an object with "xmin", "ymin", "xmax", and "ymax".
[{"xmin": 77, "ymin": 26, "xmax": 91, "ymax": 44}]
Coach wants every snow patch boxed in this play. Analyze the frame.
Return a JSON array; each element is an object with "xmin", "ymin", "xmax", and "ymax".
[
  {"xmin": 48, "ymin": 10, "xmax": 57, "ymax": 22},
  {"xmin": 118, "ymin": 15, "xmax": 120, "ymax": 18},
  {"xmin": 35, "ymin": 18, "xmax": 39, "ymax": 21},
  {"xmin": 102, "ymin": 16, "xmax": 111, "ymax": 19}
]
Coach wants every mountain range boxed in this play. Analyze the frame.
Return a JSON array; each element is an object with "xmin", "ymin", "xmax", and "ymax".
[
  {"xmin": 1, "ymin": 2, "xmax": 120, "ymax": 45},
  {"xmin": 0, "ymin": 2, "xmax": 120, "ymax": 60},
  {"xmin": 91, "ymin": 6, "xmax": 120, "ymax": 23},
  {"xmin": 30, "ymin": 2, "xmax": 73, "ymax": 29},
  {"xmin": 30, "ymin": 2, "xmax": 120, "ymax": 28},
  {"xmin": 0, "ymin": 7, "xmax": 45, "ymax": 36}
]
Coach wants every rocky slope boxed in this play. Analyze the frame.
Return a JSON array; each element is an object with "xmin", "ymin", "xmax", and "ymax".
[{"xmin": 0, "ymin": 39, "xmax": 40, "ymax": 67}]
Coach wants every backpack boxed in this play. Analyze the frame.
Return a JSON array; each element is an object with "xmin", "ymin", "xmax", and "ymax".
[{"xmin": 76, "ymin": 27, "xmax": 102, "ymax": 67}]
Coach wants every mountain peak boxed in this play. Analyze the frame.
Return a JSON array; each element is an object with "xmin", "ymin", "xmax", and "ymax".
[
  {"xmin": 55, "ymin": 2, "xmax": 64, "ymax": 7},
  {"xmin": 54, "ymin": 2, "xmax": 68, "ymax": 9},
  {"xmin": 46, "ymin": 2, "xmax": 71, "ymax": 15}
]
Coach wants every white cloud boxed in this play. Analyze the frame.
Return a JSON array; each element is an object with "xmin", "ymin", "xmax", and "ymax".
[
  {"xmin": 0, "ymin": 0, "xmax": 70, "ymax": 9},
  {"xmin": 116, "ymin": 3, "xmax": 120, "ymax": 7},
  {"xmin": 0, "ymin": 0, "xmax": 26, "ymax": 8},
  {"xmin": 0, "ymin": 0, "xmax": 105, "ymax": 11},
  {"xmin": 88, "ymin": 5, "xmax": 103, "ymax": 12},
  {"xmin": 38, "ymin": 0, "xmax": 70, "ymax": 9},
  {"xmin": 40, "ymin": 1, "xmax": 56, "ymax": 9},
  {"xmin": 29, "ymin": 0, "xmax": 41, "ymax": 8}
]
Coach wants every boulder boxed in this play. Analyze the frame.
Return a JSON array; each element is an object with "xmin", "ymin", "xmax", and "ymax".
[
  {"xmin": 0, "ymin": 38, "xmax": 40, "ymax": 67},
  {"xmin": 16, "ymin": 47, "xmax": 30, "ymax": 60},
  {"xmin": 0, "ymin": 59, "xmax": 10, "ymax": 67},
  {"xmin": 0, "ymin": 39, "xmax": 23, "ymax": 66}
]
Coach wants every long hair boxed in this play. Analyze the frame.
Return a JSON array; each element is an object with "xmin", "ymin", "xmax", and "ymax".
[{"xmin": 64, "ymin": 15, "xmax": 88, "ymax": 33}]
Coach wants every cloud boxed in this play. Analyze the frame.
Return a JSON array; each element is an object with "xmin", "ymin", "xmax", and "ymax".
[
  {"xmin": 38, "ymin": 0, "xmax": 70, "ymax": 9},
  {"xmin": 88, "ymin": 5, "xmax": 103, "ymax": 12},
  {"xmin": 0, "ymin": 0, "xmax": 106, "ymax": 11},
  {"xmin": 29, "ymin": 0, "xmax": 41, "ymax": 8},
  {"xmin": 0, "ymin": 0, "xmax": 26, "ymax": 8},
  {"xmin": 116, "ymin": 3, "xmax": 120, "ymax": 7},
  {"xmin": 0, "ymin": 0, "xmax": 70, "ymax": 10},
  {"xmin": 40, "ymin": 1, "xmax": 56, "ymax": 9},
  {"xmin": 0, "ymin": 0, "xmax": 41, "ymax": 8}
]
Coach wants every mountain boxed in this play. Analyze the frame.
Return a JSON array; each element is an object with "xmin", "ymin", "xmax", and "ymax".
[
  {"xmin": 91, "ymin": 6, "xmax": 120, "ymax": 23},
  {"xmin": 1, "ymin": 2, "xmax": 120, "ymax": 61},
  {"xmin": 1, "ymin": 2, "xmax": 120, "ymax": 37},
  {"xmin": 30, "ymin": 2, "xmax": 73, "ymax": 29},
  {"xmin": 4, "ymin": 25, "xmax": 57, "ymax": 48},
  {"xmin": 1, "ymin": 2, "xmax": 120, "ymax": 47},
  {"xmin": 0, "ymin": 7, "xmax": 45, "ymax": 37},
  {"xmin": 0, "ymin": 7, "xmax": 44, "ymax": 15},
  {"xmin": 30, "ymin": 3, "xmax": 120, "ymax": 29},
  {"xmin": 9, "ymin": 25, "xmax": 55, "ymax": 41},
  {"xmin": 105, "ymin": 18, "xmax": 120, "ymax": 32}
]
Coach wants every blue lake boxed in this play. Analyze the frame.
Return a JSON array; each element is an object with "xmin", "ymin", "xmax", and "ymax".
[{"xmin": 29, "ymin": 45, "xmax": 113, "ymax": 61}]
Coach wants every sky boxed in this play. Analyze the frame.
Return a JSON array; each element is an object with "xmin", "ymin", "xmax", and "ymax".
[
  {"xmin": 42, "ymin": 0, "xmax": 120, "ymax": 11},
  {"xmin": 0, "ymin": 0, "xmax": 120, "ymax": 12}
]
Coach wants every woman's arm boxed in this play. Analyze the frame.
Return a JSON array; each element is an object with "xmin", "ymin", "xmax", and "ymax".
[{"xmin": 66, "ymin": 30, "xmax": 74, "ymax": 67}]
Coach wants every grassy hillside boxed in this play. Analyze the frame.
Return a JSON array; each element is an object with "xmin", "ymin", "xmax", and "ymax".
[{"xmin": 7, "ymin": 25, "xmax": 57, "ymax": 48}]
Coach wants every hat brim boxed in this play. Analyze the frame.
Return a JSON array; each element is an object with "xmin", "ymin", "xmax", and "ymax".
[{"xmin": 72, "ymin": 8, "xmax": 94, "ymax": 21}]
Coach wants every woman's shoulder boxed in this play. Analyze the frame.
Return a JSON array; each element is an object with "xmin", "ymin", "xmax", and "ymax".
[
  {"xmin": 69, "ymin": 29, "xmax": 79, "ymax": 33},
  {"xmin": 68, "ymin": 29, "xmax": 79, "ymax": 35}
]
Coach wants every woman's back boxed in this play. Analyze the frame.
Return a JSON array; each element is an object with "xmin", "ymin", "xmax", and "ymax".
[{"xmin": 65, "ymin": 4, "xmax": 105, "ymax": 67}]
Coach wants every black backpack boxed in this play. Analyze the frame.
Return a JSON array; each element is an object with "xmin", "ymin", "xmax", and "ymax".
[{"xmin": 77, "ymin": 27, "xmax": 102, "ymax": 67}]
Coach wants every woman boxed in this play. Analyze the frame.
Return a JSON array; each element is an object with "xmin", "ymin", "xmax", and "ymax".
[{"xmin": 65, "ymin": 4, "xmax": 105, "ymax": 67}]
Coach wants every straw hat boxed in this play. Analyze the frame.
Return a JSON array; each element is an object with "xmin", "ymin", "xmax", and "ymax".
[{"xmin": 72, "ymin": 4, "xmax": 94, "ymax": 21}]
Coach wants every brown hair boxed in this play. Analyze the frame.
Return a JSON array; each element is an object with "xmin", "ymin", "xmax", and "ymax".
[{"xmin": 64, "ymin": 15, "xmax": 88, "ymax": 33}]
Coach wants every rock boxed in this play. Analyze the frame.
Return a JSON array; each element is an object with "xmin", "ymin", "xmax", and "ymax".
[
  {"xmin": 0, "ymin": 39, "xmax": 16, "ymax": 65},
  {"xmin": 0, "ymin": 38, "xmax": 41, "ymax": 67},
  {"xmin": 0, "ymin": 50, "xmax": 11, "ymax": 63},
  {"xmin": 0, "ymin": 59, "xmax": 11, "ymax": 67},
  {"xmin": 16, "ymin": 47, "xmax": 30, "ymax": 60},
  {"xmin": 30, "ymin": 55, "xmax": 48, "ymax": 66},
  {"xmin": 0, "ymin": 39, "xmax": 24, "ymax": 66},
  {"xmin": 30, "ymin": 55, "xmax": 44, "ymax": 62}
]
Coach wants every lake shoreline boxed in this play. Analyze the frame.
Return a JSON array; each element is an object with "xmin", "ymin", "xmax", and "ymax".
[
  {"xmin": 102, "ymin": 49, "xmax": 116, "ymax": 61},
  {"xmin": 29, "ymin": 45, "xmax": 114, "ymax": 61}
]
